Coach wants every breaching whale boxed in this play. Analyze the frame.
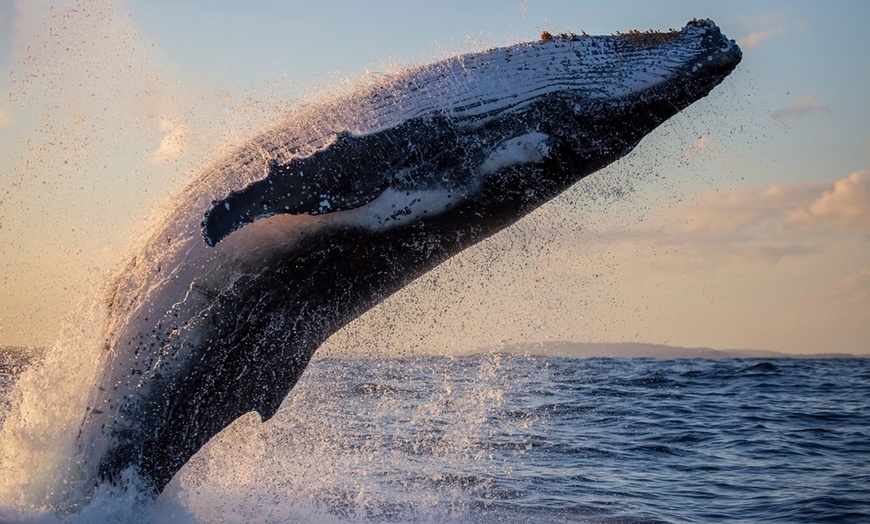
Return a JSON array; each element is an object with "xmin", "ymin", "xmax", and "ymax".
[{"xmin": 73, "ymin": 19, "xmax": 741, "ymax": 501}]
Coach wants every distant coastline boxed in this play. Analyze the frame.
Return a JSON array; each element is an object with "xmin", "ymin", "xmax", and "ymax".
[{"xmin": 470, "ymin": 341, "xmax": 867, "ymax": 360}]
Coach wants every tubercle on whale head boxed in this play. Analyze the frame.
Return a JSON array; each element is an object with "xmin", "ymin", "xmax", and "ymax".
[{"xmin": 534, "ymin": 19, "xmax": 739, "ymax": 67}]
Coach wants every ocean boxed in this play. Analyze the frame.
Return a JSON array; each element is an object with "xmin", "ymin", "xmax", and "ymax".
[{"xmin": 1, "ymin": 353, "xmax": 868, "ymax": 523}]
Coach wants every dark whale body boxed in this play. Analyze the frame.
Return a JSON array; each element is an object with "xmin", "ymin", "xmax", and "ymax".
[{"xmin": 73, "ymin": 20, "xmax": 741, "ymax": 501}]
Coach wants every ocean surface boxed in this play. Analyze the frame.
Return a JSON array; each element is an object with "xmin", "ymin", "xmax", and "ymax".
[{"xmin": 1, "ymin": 354, "xmax": 868, "ymax": 523}]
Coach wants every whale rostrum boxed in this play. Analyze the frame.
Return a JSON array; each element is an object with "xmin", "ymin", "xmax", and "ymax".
[{"xmin": 73, "ymin": 19, "xmax": 741, "ymax": 501}]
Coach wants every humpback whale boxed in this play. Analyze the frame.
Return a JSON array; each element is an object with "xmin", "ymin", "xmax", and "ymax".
[{"xmin": 73, "ymin": 19, "xmax": 741, "ymax": 501}]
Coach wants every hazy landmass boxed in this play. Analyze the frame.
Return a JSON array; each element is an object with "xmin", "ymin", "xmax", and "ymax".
[{"xmin": 472, "ymin": 341, "xmax": 866, "ymax": 359}]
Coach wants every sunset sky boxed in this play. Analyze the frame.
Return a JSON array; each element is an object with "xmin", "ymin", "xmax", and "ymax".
[{"xmin": 0, "ymin": 0, "xmax": 868, "ymax": 355}]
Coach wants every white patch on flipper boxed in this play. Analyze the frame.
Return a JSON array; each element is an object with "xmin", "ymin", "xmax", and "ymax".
[
  {"xmin": 479, "ymin": 132, "xmax": 550, "ymax": 174},
  {"xmin": 335, "ymin": 188, "xmax": 459, "ymax": 231},
  {"xmin": 329, "ymin": 133, "xmax": 549, "ymax": 232}
]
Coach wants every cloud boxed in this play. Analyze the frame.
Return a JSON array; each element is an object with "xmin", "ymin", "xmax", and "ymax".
[
  {"xmin": 787, "ymin": 170, "xmax": 870, "ymax": 233},
  {"xmin": 734, "ymin": 10, "xmax": 798, "ymax": 50},
  {"xmin": 150, "ymin": 117, "xmax": 188, "ymax": 164},
  {"xmin": 664, "ymin": 172, "xmax": 870, "ymax": 237},
  {"xmin": 682, "ymin": 135, "xmax": 722, "ymax": 161},
  {"xmin": 664, "ymin": 181, "xmax": 828, "ymax": 235},
  {"xmin": 775, "ymin": 95, "xmax": 831, "ymax": 123},
  {"xmin": 739, "ymin": 28, "xmax": 785, "ymax": 50},
  {"xmin": 637, "ymin": 172, "xmax": 870, "ymax": 267}
]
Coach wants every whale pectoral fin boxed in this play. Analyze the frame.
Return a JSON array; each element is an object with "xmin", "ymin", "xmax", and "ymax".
[{"xmin": 202, "ymin": 131, "xmax": 395, "ymax": 246}]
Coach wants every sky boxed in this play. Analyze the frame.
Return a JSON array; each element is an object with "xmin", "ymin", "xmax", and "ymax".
[{"xmin": 0, "ymin": 0, "xmax": 868, "ymax": 355}]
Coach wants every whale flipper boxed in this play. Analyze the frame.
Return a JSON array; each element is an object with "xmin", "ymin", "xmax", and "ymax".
[
  {"xmin": 203, "ymin": 116, "xmax": 469, "ymax": 245},
  {"xmin": 204, "ymin": 130, "xmax": 399, "ymax": 245}
]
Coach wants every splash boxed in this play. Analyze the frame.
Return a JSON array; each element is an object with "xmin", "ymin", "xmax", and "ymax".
[
  {"xmin": 0, "ymin": 302, "xmax": 106, "ymax": 511},
  {"xmin": 0, "ymin": 0, "xmax": 212, "ymax": 514}
]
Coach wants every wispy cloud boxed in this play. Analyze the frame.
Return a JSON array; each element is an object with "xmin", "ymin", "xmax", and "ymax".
[
  {"xmin": 150, "ymin": 117, "xmax": 188, "ymax": 164},
  {"xmin": 626, "ymin": 172, "xmax": 870, "ymax": 267},
  {"xmin": 739, "ymin": 28, "xmax": 785, "ymax": 50},
  {"xmin": 735, "ymin": 10, "xmax": 792, "ymax": 49},
  {"xmin": 787, "ymin": 170, "xmax": 870, "ymax": 234},
  {"xmin": 682, "ymin": 135, "xmax": 722, "ymax": 161},
  {"xmin": 663, "ymin": 181, "xmax": 828, "ymax": 235},
  {"xmin": 735, "ymin": 10, "xmax": 809, "ymax": 50},
  {"xmin": 775, "ymin": 95, "xmax": 832, "ymax": 123},
  {"xmin": 664, "ymin": 172, "xmax": 870, "ymax": 237}
]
